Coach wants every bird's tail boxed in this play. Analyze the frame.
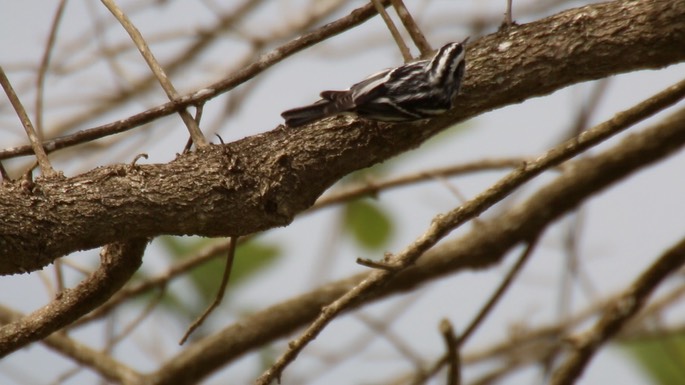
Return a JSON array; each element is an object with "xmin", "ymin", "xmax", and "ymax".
[{"xmin": 281, "ymin": 99, "xmax": 343, "ymax": 128}]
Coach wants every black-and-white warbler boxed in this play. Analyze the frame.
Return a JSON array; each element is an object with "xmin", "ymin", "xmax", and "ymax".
[{"xmin": 281, "ymin": 38, "xmax": 468, "ymax": 128}]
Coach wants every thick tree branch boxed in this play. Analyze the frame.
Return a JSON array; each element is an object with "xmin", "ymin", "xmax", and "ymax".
[
  {"xmin": 0, "ymin": 238, "xmax": 146, "ymax": 357},
  {"xmin": 144, "ymin": 107, "xmax": 685, "ymax": 385},
  {"xmin": 0, "ymin": 0, "xmax": 684, "ymax": 275}
]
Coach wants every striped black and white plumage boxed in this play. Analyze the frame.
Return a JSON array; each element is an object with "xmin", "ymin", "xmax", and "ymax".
[{"xmin": 281, "ymin": 38, "xmax": 468, "ymax": 128}]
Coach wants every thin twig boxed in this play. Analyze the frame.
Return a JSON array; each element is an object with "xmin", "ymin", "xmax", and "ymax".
[
  {"xmin": 100, "ymin": 0, "xmax": 208, "ymax": 147},
  {"xmin": 106, "ymin": 287, "xmax": 165, "ymax": 349},
  {"xmin": 0, "ymin": 66, "xmax": 57, "ymax": 177},
  {"xmin": 35, "ymin": 0, "xmax": 68, "ymax": 136},
  {"xmin": 46, "ymin": 11, "xmax": 73, "ymax": 292},
  {"xmin": 550, "ymin": 235, "xmax": 685, "ymax": 385},
  {"xmin": 502, "ymin": 0, "xmax": 515, "ymax": 29},
  {"xmin": 439, "ymin": 319, "xmax": 460, "ymax": 385},
  {"xmin": 179, "ymin": 236, "xmax": 238, "ymax": 345},
  {"xmin": 411, "ymin": 237, "xmax": 539, "ymax": 385},
  {"xmin": 312, "ymin": 158, "xmax": 525, "ymax": 209},
  {"xmin": 184, "ymin": 102, "xmax": 204, "ymax": 152},
  {"xmin": 460, "ymin": 237, "xmax": 539, "ymax": 346},
  {"xmin": 356, "ymin": 312, "xmax": 425, "ymax": 368},
  {"xmin": 371, "ymin": 0, "xmax": 413, "ymax": 62},
  {"xmin": 71, "ymin": 237, "xmax": 242, "ymax": 327},
  {"xmin": 556, "ymin": 80, "xmax": 609, "ymax": 322},
  {"xmin": 389, "ymin": 0, "xmax": 432, "ymax": 56},
  {"xmin": 53, "ymin": 260, "xmax": 66, "ymax": 303}
]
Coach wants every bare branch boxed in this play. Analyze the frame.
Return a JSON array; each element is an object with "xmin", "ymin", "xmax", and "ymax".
[
  {"xmin": 312, "ymin": 158, "xmax": 524, "ymax": 208},
  {"xmin": 0, "ymin": 304, "xmax": 142, "ymax": 385},
  {"xmin": 371, "ymin": 0, "xmax": 413, "ymax": 61},
  {"xmin": 550, "ymin": 235, "xmax": 685, "ymax": 385},
  {"xmin": 439, "ymin": 319, "xmax": 460, "ymax": 385},
  {"xmin": 35, "ymin": 0, "xmax": 67, "ymax": 136},
  {"xmin": 0, "ymin": 238, "xmax": 147, "ymax": 357},
  {"xmin": 0, "ymin": 66, "xmax": 57, "ymax": 177},
  {"xmin": 100, "ymin": 0, "xmax": 208, "ymax": 147},
  {"xmin": 412, "ymin": 237, "xmax": 540, "ymax": 384},
  {"xmin": 461, "ymin": 238, "xmax": 539, "ymax": 346},
  {"xmin": 389, "ymin": 0, "xmax": 432, "ymax": 55},
  {"xmin": 180, "ymin": 236, "xmax": 237, "ymax": 344}
]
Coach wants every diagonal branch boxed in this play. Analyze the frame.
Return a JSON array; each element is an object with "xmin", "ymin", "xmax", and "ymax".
[
  {"xmin": 0, "ymin": 238, "xmax": 147, "ymax": 357},
  {"xmin": 0, "ymin": 304, "xmax": 143, "ymax": 384},
  {"xmin": 146, "ymin": 106, "xmax": 685, "ymax": 385},
  {"xmin": 35, "ymin": 0, "xmax": 67, "ymax": 136},
  {"xmin": 372, "ymin": 0, "xmax": 413, "ymax": 61},
  {"xmin": 0, "ymin": 66, "xmax": 57, "ymax": 178},
  {"xmin": 100, "ymin": 0, "xmax": 208, "ymax": 147},
  {"xmin": 389, "ymin": 0, "xmax": 432, "ymax": 56}
]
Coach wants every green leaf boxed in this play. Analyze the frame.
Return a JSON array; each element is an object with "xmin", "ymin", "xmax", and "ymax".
[
  {"xmin": 620, "ymin": 332, "xmax": 685, "ymax": 385},
  {"xmin": 343, "ymin": 200, "xmax": 393, "ymax": 250}
]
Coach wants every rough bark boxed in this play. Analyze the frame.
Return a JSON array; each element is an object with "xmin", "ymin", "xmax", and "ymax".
[{"xmin": 1, "ymin": 0, "xmax": 684, "ymax": 275}]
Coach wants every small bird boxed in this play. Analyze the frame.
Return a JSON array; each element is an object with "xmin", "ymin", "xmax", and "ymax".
[{"xmin": 281, "ymin": 38, "xmax": 468, "ymax": 128}]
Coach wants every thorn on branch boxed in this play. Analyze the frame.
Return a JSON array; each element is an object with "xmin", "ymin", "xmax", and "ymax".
[
  {"xmin": 129, "ymin": 153, "xmax": 149, "ymax": 171},
  {"xmin": 356, "ymin": 257, "xmax": 401, "ymax": 271}
]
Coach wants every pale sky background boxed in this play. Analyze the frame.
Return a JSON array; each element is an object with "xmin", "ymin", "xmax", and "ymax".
[{"xmin": 1, "ymin": 1, "xmax": 685, "ymax": 384}]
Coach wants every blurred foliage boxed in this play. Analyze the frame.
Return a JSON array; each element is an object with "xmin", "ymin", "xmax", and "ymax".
[
  {"xmin": 343, "ymin": 200, "xmax": 393, "ymax": 250},
  {"xmin": 620, "ymin": 332, "xmax": 685, "ymax": 384}
]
